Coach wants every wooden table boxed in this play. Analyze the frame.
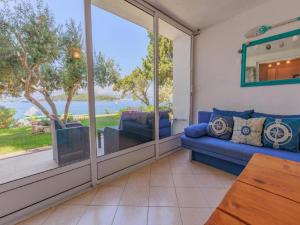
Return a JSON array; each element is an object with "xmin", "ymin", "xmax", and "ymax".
[{"xmin": 205, "ymin": 153, "xmax": 300, "ymax": 225}]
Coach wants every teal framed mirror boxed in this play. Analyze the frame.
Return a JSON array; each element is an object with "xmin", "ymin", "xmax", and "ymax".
[{"xmin": 241, "ymin": 29, "xmax": 300, "ymax": 87}]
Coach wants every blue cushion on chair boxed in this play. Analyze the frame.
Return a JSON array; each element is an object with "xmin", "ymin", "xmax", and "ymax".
[
  {"xmin": 263, "ymin": 118, "xmax": 300, "ymax": 152},
  {"xmin": 185, "ymin": 123, "xmax": 208, "ymax": 138},
  {"xmin": 207, "ymin": 114, "xmax": 233, "ymax": 140},
  {"xmin": 213, "ymin": 108, "xmax": 254, "ymax": 119}
]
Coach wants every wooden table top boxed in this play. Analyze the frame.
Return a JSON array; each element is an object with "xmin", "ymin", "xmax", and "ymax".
[{"xmin": 205, "ymin": 154, "xmax": 300, "ymax": 225}]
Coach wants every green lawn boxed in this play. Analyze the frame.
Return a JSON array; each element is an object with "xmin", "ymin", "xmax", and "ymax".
[{"xmin": 0, "ymin": 114, "xmax": 120, "ymax": 155}]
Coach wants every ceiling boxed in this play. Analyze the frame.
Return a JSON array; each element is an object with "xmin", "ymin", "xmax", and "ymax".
[{"xmin": 144, "ymin": 0, "xmax": 270, "ymax": 31}]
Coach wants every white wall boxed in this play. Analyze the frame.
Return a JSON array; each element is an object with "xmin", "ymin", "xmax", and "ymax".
[{"xmin": 193, "ymin": 0, "xmax": 300, "ymax": 122}]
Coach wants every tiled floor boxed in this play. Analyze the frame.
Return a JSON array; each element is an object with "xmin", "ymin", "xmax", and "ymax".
[{"xmin": 17, "ymin": 149, "xmax": 236, "ymax": 225}]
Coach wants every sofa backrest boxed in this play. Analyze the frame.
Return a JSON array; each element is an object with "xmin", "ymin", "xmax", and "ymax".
[
  {"xmin": 198, "ymin": 111, "xmax": 212, "ymax": 123},
  {"xmin": 198, "ymin": 110, "xmax": 300, "ymax": 124},
  {"xmin": 251, "ymin": 112, "xmax": 300, "ymax": 118}
]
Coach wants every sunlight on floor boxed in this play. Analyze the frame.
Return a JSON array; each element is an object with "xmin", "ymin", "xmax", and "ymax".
[{"xmin": 17, "ymin": 149, "xmax": 236, "ymax": 225}]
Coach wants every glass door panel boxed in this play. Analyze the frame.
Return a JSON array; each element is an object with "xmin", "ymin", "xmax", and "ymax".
[
  {"xmin": 158, "ymin": 19, "xmax": 191, "ymax": 139},
  {"xmin": 91, "ymin": 0, "xmax": 155, "ymax": 156},
  {"xmin": 0, "ymin": 0, "xmax": 90, "ymax": 184}
]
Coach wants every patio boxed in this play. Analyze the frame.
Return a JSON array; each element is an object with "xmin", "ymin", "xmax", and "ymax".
[
  {"xmin": 0, "ymin": 149, "xmax": 58, "ymax": 184},
  {"xmin": 0, "ymin": 138, "xmax": 114, "ymax": 184}
]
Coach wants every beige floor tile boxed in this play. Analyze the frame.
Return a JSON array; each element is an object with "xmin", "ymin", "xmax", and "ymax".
[
  {"xmin": 150, "ymin": 159, "xmax": 171, "ymax": 174},
  {"xmin": 200, "ymin": 188, "xmax": 228, "ymax": 207},
  {"xmin": 14, "ymin": 149, "xmax": 236, "ymax": 225},
  {"xmin": 180, "ymin": 207, "xmax": 214, "ymax": 225},
  {"xmin": 104, "ymin": 175, "xmax": 129, "ymax": 188},
  {"xmin": 148, "ymin": 207, "xmax": 182, "ymax": 225},
  {"xmin": 173, "ymin": 174, "xmax": 199, "ymax": 187},
  {"xmin": 90, "ymin": 186, "xmax": 123, "ymax": 206},
  {"xmin": 130, "ymin": 165, "xmax": 151, "ymax": 175},
  {"xmin": 112, "ymin": 206, "xmax": 148, "ymax": 225},
  {"xmin": 190, "ymin": 162, "xmax": 221, "ymax": 175},
  {"xmin": 17, "ymin": 208, "xmax": 55, "ymax": 225},
  {"xmin": 194, "ymin": 173, "xmax": 225, "ymax": 188},
  {"xmin": 77, "ymin": 206, "xmax": 117, "ymax": 225},
  {"xmin": 43, "ymin": 205, "xmax": 87, "ymax": 225},
  {"xmin": 171, "ymin": 163, "xmax": 194, "ymax": 174},
  {"xmin": 150, "ymin": 174, "xmax": 174, "ymax": 187},
  {"xmin": 176, "ymin": 188, "xmax": 208, "ymax": 207},
  {"xmin": 127, "ymin": 172, "xmax": 150, "ymax": 186},
  {"xmin": 169, "ymin": 151, "xmax": 190, "ymax": 165},
  {"xmin": 63, "ymin": 189, "xmax": 97, "ymax": 206},
  {"xmin": 120, "ymin": 185, "xmax": 149, "ymax": 206},
  {"xmin": 213, "ymin": 172, "xmax": 236, "ymax": 188},
  {"xmin": 149, "ymin": 187, "xmax": 178, "ymax": 206}
]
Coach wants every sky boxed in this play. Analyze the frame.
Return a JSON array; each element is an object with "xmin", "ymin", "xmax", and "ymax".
[
  {"xmin": 1, "ymin": 0, "xmax": 150, "ymax": 96},
  {"xmin": 44, "ymin": 0, "xmax": 149, "ymax": 76},
  {"xmin": 1, "ymin": 0, "xmax": 149, "ymax": 83}
]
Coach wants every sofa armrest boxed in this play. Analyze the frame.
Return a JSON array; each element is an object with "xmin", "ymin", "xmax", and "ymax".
[{"xmin": 184, "ymin": 123, "xmax": 208, "ymax": 138}]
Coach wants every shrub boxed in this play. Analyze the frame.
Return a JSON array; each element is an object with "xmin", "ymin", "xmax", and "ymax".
[{"xmin": 0, "ymin": 106, "xmax": 16, "ymax": 128}]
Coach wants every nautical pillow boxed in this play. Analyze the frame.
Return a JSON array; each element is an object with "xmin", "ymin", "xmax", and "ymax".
[
  {"xmin": 231, "ymin": 117, "xmax": 266, "ymax": 146},
  {"xmin": 207, "ymin": 114, "xmax": 234, "ymax": 140},
  {"xmin": 263, "ymin": 118, "xmax": 300, "ymax": 152}
]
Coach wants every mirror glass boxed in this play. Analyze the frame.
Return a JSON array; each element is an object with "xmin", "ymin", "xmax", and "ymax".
[{"xmin": 243, "ymin": 30, "xmax": 300, "ymax": 86}]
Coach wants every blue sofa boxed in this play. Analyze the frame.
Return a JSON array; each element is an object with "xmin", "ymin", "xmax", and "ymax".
[
  {"xmin": 181, "ymin": 111, "xmax": 300, "ymax": 175},
  {"xmin": 120, "ymin": 111, "xmax": 171, "ymax": 142}
]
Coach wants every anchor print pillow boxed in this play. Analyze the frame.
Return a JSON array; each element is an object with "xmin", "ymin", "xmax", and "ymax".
[
  {"xmin": 231, "ymin": 117, "xmax": 266, "ymax": 147},
  {"xmin": 207, "ymin": 113, "xmax": 234, "ymax": 140},
  {"xmin": 263, "ymin": 118, "xmax": 300, "ymax": 152}
]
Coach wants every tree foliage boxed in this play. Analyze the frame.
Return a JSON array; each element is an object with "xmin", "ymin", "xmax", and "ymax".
[
  {"xmin": 0, "ymin": 106, "xmax": 15, "ymax": 128},
  {"xmin": 94, "ymin": 52, "xmax": 120, "ymax": 88},
  {"xmin": 0, "ymin": 0, "xmax": 120, "ymax": 123},
  {"xmin": 113, "ymin": 32, "xmax": 173, "ymax": 106}
]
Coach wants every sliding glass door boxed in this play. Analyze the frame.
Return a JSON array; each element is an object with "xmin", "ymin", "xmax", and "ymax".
[
  {"xmin": 90, "ymin": 0, "xmax": 155, "ymax": 157},
  {"xmin": 0, "ymin": 0, "xmax": 90, "ymax": 184},
  {"xmin": 158, "ymin": 19, "xmax": 192, "ymax": 139}
]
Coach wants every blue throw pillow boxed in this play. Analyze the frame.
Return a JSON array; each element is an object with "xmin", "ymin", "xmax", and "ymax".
[
  {"xmin": 184, "ymin": 123, "xmax": 207, "ymax": 138},
  {"xmin": 207, "ymin": 114, "xmax": 234, "ymax": 140},
  {"xmin": 213, "ymin": 108, "xmax": 254, "ymax": 119},
  {"xmin": 263, "ymin": 118, "xmax": 300, "ymax": 152}
]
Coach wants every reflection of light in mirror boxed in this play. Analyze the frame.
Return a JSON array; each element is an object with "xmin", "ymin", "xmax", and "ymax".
[
  {"xmin": 268, "ymin": 64, "xmax": 272, "ymax": 68},
  {"xmin": 286, "ymin": 60, "xmax": 291, "ymax": 64},
  {"xmin": 276, "ymin": 62, "xmax": 281, "ymax": 66},
  {"xmin": 278, "ymin": 42, "xmax": 284, "ymax": 48},
  {"xmin": 292, "ymin": 35, "xmax": 299, "ymax": 42}
]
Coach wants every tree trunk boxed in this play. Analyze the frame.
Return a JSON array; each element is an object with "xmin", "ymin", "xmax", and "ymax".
[
  {"xmin": 63, "ymin": 85, "xmax": 78, "ymax": 122},
  {"xmin": 42, "ymin": 91, "xmax": 58, "ymax": 116},
  {"xmin": 24, "ymin": 92, "xmax": 51, "ymax": 119},
  {"xmin": 142, "ymin": 92, "xmax": 150, "ymax": 106}
]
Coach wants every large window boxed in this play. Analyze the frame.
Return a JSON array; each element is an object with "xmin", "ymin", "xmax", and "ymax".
[
  {"xmin": 91, "ymin": 0, "xmax": 155, "ymax": 156},
  {"xmin": 0, "ymin": 0, "xmax": 90, "ymax": 184},
  {"xmin": 0, "ymin": 0, "xmax": 192, "ymax": 185},
  {"xmin": 158, "ymin": 19, "xmax": 191, "ymax": 139}
]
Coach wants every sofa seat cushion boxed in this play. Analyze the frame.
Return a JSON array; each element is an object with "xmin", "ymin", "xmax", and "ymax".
[{"xmin": 181, "ymin": 135, "xmax": 300, "ymax": 164}]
